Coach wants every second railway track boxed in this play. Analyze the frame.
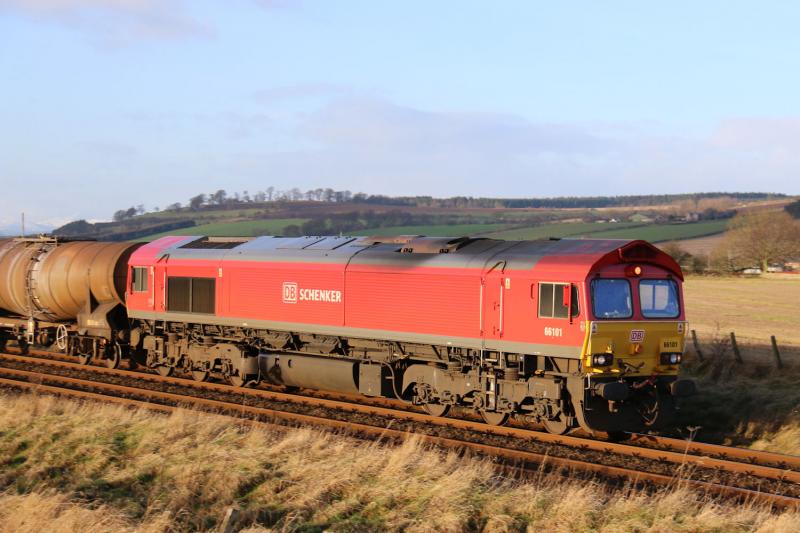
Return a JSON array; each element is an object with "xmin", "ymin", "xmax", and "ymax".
[{"xmin": 0, "ymin": 349, "xmax": 799, "ymax": 510}]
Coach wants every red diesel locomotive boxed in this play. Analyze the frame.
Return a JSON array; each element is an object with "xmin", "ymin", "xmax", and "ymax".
[{"xmin": 122, "ymin": 234, "xmax": 695, "ymax": 434}]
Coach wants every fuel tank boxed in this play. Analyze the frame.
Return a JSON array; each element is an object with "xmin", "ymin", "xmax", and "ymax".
[{"xmin": 0, "ymin": 238, "xmax": 142, "ymax": 321}]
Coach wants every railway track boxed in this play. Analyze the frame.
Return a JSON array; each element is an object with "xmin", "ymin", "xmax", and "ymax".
[{"xmin": 0, "ymin": 349, "xmax": 798, "ymax": 509}]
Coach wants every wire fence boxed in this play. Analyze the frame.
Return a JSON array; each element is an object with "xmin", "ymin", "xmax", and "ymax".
[{"xmin": 688, "ymin": 329, "xmax": 797, "ymax": 369}]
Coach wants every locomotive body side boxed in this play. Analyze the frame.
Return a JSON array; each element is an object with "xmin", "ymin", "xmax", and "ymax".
[{"xmin": 124, "ymin": 235, "xmax": 694, "ymax": 434}]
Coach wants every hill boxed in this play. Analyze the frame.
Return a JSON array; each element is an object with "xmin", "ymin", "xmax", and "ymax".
[{"xmin": 51, "ymin": 192, "xmax": 791, "ymax": 243}]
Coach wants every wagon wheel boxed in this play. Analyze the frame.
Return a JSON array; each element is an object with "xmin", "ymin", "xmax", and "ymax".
[
  {"xmin": 105, "ymin": 343, "xmax": 122, "ymax": 369},
  {"xmin": 156, "ymin": 365, "xmax": 174, "ymax": 377},
  {"xmin": 17, "ymin": 337, "xmax": 29, "ymax": 355},
  {"xmin": 55, "ymin": 325, "xmax": 69, "ymax": 352},
  {"xmin": 77, "ymin": 340, "xmax": 92, "ymax": 365},
  {"xmin": 542, "ymin": 415, "xmax": 570, "ymax": 435},
  {"xmin": 422, "ymin": 403, "xmax": 450, "ymax": 417},
  {"xmin": 479, "ymin": 410, "xmax": 510, "ymax": 426},
  {"xmin": 228, "ymin": 372, "xmax": 246, "ymax": 388}
]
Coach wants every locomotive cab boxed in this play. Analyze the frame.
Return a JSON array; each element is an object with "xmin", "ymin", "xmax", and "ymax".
[{"xmin": 576, "ymin": 243, "xmax": 696, "ymax": 433}]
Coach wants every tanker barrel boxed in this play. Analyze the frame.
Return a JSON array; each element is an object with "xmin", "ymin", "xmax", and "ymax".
[{"xmin": 0, "ymin": 238, "xmax": 142, "ymax": 321}]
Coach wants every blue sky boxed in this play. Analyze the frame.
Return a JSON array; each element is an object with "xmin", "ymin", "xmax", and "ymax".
[{"xmin": 1, "ymin": 1, "xmax": 799, "ymax": 229}]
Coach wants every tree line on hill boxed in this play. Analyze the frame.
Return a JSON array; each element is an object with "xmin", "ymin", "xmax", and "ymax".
[{"xmin": 109, "ymin": 190, "xmax": 784, "ymax": 221}]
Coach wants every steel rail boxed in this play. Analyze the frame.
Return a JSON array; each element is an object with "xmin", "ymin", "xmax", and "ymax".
[
  {"xmin": 626, "ymin": 432, "xmax": 800, "ymax": 471},
  {"xmin": 2, "ymin": 350, "xmax": 800, "ymax": 483},
  {"xmin": 0, "ymin": 368, "xmax": 796, "ymax": 510}
]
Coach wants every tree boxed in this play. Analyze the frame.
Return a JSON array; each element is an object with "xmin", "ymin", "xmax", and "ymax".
[
  {"xmin": 723, "ymin": 210, "xmax": 800, "ymax": 272},
  {"xmin": 112, "ymin": 210, "xmax": 128, "ymax": 222},
  {"xmin": 210, "ymin": 189, "xmax": 227, "ymax": 205},
  {"xmin": 189, "ymin": 194, "xmax": 206, "ymax": 211},
  {"xmin": 659, "ymin": 242, "xmax": 696, "ymax": 273}
]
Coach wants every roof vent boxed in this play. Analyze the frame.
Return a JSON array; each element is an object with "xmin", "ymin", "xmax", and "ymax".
[
  {"xmin": 618, "ymin": 242, "xmax": 659, "ymax": 261},
  {"xmin": 395, "ymin": 236, "xmax": 479, "ymax": 254},
  {"xmin": 180, "ymin": 237, "xmax": 252, "ymax": 250}
]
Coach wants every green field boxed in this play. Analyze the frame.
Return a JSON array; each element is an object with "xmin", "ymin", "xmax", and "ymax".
[
  {"xmin": 138, "ymin": 207, "xmax": 268, "ymax": 222},
  {"xmin": 481, "ymin": 219, "xmax": 729, "ymax": 242},
  {"xmin": 482, "ymin": 221, "xmax": 644, "ymax": 240},
  {"xmin": 585, "ymin": 219, "xmax": 730, "ymax": 242},
  {"xmin": 356, "ymin": 223, "xmax": 509, "ymax": 237},
  {"xmin": 139, "ymin": 218, "xmax": 731, "ymax": 243},
  {"xmin": 141, "ymin": 218, "xmax": 307, "ymax": 240}
]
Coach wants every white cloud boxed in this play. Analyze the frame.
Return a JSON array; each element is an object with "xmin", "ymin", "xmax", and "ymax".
[
  {"xmin": 0, "ymin": 0, "xmax": 212, "ymax": 45},
  {"xmin": 228, "ymin": 98, "xmax": 800, "ymax": 197}
]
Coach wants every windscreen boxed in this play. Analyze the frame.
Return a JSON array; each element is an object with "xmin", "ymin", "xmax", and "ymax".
[
  {"xmin": 639, "ymin": 279, "xmax": 680, "ymax": 318},
  {"xmin": 591, "ymin": 279, "xmax": 632, "ymax": 319}
]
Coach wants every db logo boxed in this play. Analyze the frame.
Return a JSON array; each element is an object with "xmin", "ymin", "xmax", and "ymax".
[
  {"xmin": 282, "ymin": 282, "xmax": 298, "ymax": 304},
  {"xmin": 630, "ymin": 329, "xmax": 645, "ymax": 343}
]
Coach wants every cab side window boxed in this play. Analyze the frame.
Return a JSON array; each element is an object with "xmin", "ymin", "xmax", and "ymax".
[
  {"xmin": 131, "ymin": 267, "xmax": 148, "ymax": 293},
  {"xmin": 538, "ymin": 282, "xmax": 579, "ymax": 319}
]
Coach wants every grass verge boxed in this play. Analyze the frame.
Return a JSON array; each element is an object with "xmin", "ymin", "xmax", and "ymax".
[{"xmin": 0, "ymin": 392, "xmax": 797, "ymax": 532}]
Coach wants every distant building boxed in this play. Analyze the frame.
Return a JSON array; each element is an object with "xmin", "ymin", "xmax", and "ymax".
[
  {"xmin": 782, "ymin": 261, "xmax": 800, "ymax": 272},
  {"xmin": 629, "ymin": 213, "xmax": 653, "ymax": 223}
]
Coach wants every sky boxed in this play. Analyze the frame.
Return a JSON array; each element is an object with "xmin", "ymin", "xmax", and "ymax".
[{"xmin": 1, "ymin": 1, "xmax": 800, "ymax": 229}]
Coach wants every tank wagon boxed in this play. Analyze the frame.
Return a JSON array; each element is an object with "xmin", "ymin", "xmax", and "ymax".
[
  {"xmin": 0, "ymin": 237, "xmax": 141, "ymax": 366},
  {"xmin": 123, "ymin": 234, "xmax": 696, "ymax": 434}
]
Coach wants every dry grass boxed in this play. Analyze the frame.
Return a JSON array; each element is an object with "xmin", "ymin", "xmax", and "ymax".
[
  {"xmin": 0, "ymin": 392, "xmax": 798, "ymax": 532},
  {"xmin": 748, "ymin": 423, "xmax": 800, "ymax": 457}
]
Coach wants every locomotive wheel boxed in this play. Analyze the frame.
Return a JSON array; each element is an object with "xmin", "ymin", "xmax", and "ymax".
[
  {"xmin": 542, "ymin": 416, "xmax": 570, "ymax": 435},
  {"xmin": 191, "ymin": 369, "xmax": 210, "ymax": 382},
  {"xmin": 105, "ymin": 344, "xmax": 122, "ymax": 370},
  {"xmin": 422, "ymin": 403, "xmax": 450, "ymax": 417},
  {"xmin": 479, "ymin": 410, "xmax": 510, "ymax": 426},
  {"xmin": 156, "ymin": 365, "xmax": 174, "ymax": 377},
  {"xmin": 637, "ymin": 388, "xmax": 661, "ymax": 427},
  {"xmin": 605, "ymin": 431, "xmax": 630, "ymax": 442}
]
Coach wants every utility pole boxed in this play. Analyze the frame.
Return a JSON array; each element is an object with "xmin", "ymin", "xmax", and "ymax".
[{"xmin": 21, "ymin": 212, "xmax": 25, "ymax": 238}]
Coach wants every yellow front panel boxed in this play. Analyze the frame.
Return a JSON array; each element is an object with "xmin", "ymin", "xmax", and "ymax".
[{"xmin": 582, "ymin": 320, "xmax": 687, "ymax": 377}]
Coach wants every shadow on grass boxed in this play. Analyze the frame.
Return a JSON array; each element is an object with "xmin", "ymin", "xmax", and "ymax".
[{"xmin": 675, "ymin": 341, "xmax": 800, "ymax": 447}]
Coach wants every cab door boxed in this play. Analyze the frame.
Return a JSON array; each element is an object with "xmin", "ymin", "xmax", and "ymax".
[{"xmin": 481, "ymin": 260, "xmax": 507, "ymax": 341}]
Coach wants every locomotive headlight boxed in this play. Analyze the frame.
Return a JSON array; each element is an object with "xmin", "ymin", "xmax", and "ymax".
[
  {"xmin": 592, "ymin": 354, "xmax": 614, "ymax": 367},
  {"xmin": 660, "ymin": 353, "xmax": 682, "ymax": 365}
]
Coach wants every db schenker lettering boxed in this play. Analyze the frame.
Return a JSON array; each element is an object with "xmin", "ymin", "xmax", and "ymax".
[{"xmin": 300, "ymin": 288, "xmax": 342, "ymax": 303}]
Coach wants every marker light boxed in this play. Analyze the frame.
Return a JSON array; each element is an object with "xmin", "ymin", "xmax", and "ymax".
[{"xmin": 625, "ymin": 265, "xmax": 643, "ymax": 277}]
